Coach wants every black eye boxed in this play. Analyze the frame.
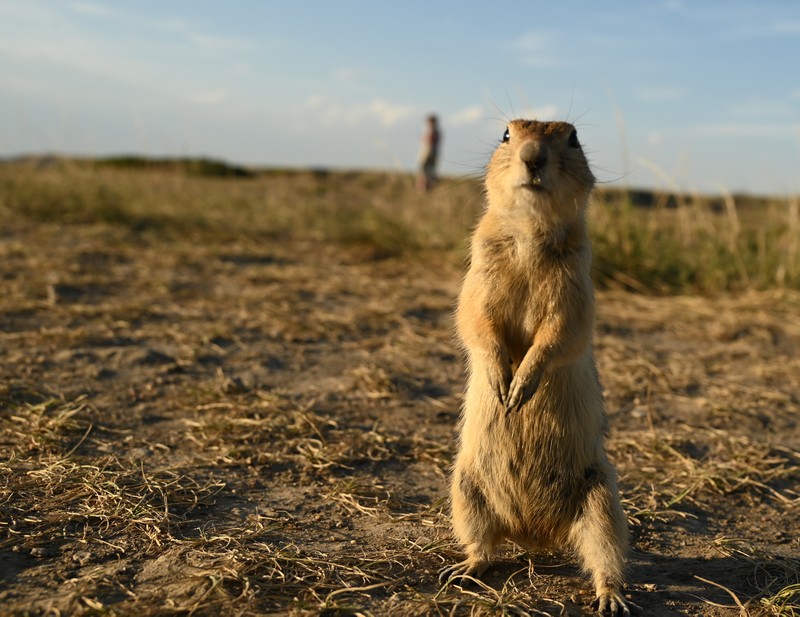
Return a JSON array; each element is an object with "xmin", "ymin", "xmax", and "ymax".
[
  {"xmin": 567, "ymin": 129, "xmax": 580, "ymax": 148},
  {"xmin": 502, "ymin": 128, "xmax": 510, "ymax": 143}
]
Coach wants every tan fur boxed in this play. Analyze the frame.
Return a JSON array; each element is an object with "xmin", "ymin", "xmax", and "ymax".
[{"xmin": 443, "ymin": 120, "xmax": 631, "ymax": 616}]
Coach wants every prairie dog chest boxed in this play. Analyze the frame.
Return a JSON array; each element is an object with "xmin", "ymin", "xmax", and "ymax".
[{"xmin": 474, "ymin": 233, "xmax": 554, "ymax": 350}]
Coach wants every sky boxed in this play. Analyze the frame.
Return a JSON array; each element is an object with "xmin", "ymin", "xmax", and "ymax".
[{"xmin": 1, "ymin": 1, "xmax": 799, "ymax": 195}]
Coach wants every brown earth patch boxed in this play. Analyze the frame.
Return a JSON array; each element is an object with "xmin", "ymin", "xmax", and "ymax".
[{"xmin": 1, "ymin": 215, "xmax": 799, "ymax": 615}]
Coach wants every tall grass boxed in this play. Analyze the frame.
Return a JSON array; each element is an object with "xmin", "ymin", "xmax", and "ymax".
[
  {"xmin": 591, "ymin": 189, "xmax": 800, "ymax": 293},
  {"xmin": 1, "ymin": 158, "xmax": 798, "ymax": 293}
]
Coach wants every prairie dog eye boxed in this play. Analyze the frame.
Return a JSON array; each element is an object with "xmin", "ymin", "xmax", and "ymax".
[
  {"xmin": 567, "ymin": 129, "xmax": 580, "ymax": 148},
  {"xmin": 502, "ymin": 128, "xmax": 510, "ymax": 143}
]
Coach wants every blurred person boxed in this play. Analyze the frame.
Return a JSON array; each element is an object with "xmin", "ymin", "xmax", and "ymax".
[{"xmin": 416, "ymin": 114, "xmax": 441, "ymax": 192}]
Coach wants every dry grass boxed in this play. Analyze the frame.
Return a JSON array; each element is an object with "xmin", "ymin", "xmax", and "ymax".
[
  {"xmin": 0, "ymin": 392, "xmax": 226, "ymax": 557},
  {"xmin": 2, "ymin": 159, "xmax": 799, "ymax": 292},
  {"xmin": 613, "ymin": 428, "xmax": 800, "ymax": 520},
  {"xmin": 1, "ymin": 160, "xmax": 799, "ymax": 615}
]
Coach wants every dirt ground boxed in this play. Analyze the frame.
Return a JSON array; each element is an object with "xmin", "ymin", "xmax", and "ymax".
[{"xmin": 1, "ymin": 217, "xmax": 799, "ymax": 616}]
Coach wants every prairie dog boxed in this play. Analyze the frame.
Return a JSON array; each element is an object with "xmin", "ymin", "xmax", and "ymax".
[{"xmin": 442, "ymin": 120, "xmax": 631, "ymax": 616}]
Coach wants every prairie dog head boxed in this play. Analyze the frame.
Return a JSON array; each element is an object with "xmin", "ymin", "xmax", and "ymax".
[{"xmin": 486, "ymin": 120, "xmax": 595, "ymax": 223}]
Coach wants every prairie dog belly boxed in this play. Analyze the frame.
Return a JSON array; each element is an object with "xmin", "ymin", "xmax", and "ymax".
[{"xmin": 458, "ymin": 354, "xmax": 607, "ymax": 540}]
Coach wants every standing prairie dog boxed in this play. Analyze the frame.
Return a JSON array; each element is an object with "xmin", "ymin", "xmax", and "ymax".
[{"xmin": 442, "ymin": 120, "xmax": 631, "ymax": 616}]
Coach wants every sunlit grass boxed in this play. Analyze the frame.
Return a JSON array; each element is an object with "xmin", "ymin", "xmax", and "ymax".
[{"xmin": 2, "ymin": 158, "xmax": 798, "ymax": 294}]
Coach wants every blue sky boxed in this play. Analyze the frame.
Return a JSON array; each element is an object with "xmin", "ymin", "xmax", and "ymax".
[{"xmin": 1, "ymin": 1, "xmax": 799, "ymax": 194}]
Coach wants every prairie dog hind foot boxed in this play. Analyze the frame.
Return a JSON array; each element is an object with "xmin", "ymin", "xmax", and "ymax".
[
  {"xmin": 591, "ymin": 592, "xmax": 628, "ymax": 616},
  {"xmin": 437, "ymin": 557, "xmax": 489, "ymax": 585},
  {"xmin": 437, "ymin": 540, "xmax": 492, "ymax": 584}
]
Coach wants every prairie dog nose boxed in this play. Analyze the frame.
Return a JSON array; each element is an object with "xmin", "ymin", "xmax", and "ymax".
[{"xmin": 519, "ymin": 139, "xmax": 548, "ymax": 173}]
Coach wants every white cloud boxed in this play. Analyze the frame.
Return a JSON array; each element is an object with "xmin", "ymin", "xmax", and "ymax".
[
  {"xmin": 306, "ymin": 96, "xmax": 415, "ymax": 127},
  {"xmin": 158, "ymin": 18, "xmax": 254, "ymax": 52},
  {"xmin": 636, "ymin": 86, "xmax": 685, "ymax": 102},
  {"xmin": 646, "ymin": 131, "xmax": 664, "ymax": 146},
  {"xmin": 449, "ymin": 105, "xmax": 484, "ymax": 126},
  {"xmin": 521, "ymin": 104, "xmax": 559, "ymax": 120},
  {"xmin": 662, "ymin": 0, "xmax": 685, "ymax": 12},
  {"xmin": 304, "ymin": 95, "xmax": 327, "ymax": 110},
  {"xmin": 230, "ymin": 62, "xmax": 251, "ymax": 77},
  {"xmin": 508, "ymin": 31, "xmax": 557, "ymax": 68},
  {"xmin": 66, "ymin": 2, "xmax": 255, "ymax": 53},
  {"xmin": 513, "ymin": 31, "xmax": 551, "ymax": 51},
  {"xmin": 0, "ymin": 1, "xmax": 260, "ymax": 117},
  {"xmin": 0, "ymin": 32, "xmax": 130, "ymax": 81},
  {"xmin": 0, "ymin": 2, "xmax": 57, "ymax": 20},
  {"xmin": 692, "ymin": 122, "xmax": 800, "ymax": 139},
  {"xmin": 331, "ymin": 67, "xmax": 369, "ymax": 82},
  {"xmin": 772, "ymin": 19, "xmax": 800, "ymax": 36},
  {"xmin": 69, "ymin": 1, "xmax": 117, "ymax": 17},
  {"xmin": 368, "ymin": 99, "xmax": 414, "ymax": 126},
  {"xmin": 729, "ymin": 99, "xmax": 794, "ymax": 118},
  {"xmin": 190, "ymin": 90, "xmax": 229, "ymax": 107}
]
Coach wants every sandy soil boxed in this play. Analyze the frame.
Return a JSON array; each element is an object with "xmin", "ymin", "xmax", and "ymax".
[{"xmin": 1, "ymin": 218, "xmax": 799, "ymax": 616}]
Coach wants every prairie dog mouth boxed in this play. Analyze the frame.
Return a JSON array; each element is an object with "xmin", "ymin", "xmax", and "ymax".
[{"xmin": 517, "ymin": 178, "xmax": 547, "ymax": 192}]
